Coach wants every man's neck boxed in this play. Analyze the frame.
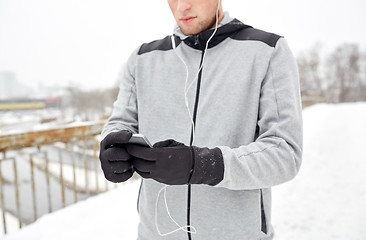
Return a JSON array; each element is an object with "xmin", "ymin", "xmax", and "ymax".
[{"xmin": 209, "ymin": 9, "xmax": 225, "ymax": 30}]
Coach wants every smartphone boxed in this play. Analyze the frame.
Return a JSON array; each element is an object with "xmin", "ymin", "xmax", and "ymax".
[{"xmin": 129, "ymin": 134, "xmax": 152, "ymax": 148}]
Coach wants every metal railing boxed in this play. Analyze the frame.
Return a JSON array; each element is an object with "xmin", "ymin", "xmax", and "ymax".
[{"xmin": 0, "ymin": 120, "xmax": 116, "ymax": 236}]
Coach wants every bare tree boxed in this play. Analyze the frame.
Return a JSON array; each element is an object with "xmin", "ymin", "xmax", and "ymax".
[
  {"xmin": 360, "ymin": 49, "xmax": 366, "ymax": 101},
  {"xmin": 62, "ymin": 86, "xmax": 119, "ymax": 121},
  {"xmin": 326, "ymin": 44, "xmax": 362, "ymax": 103},
  {"xmin": 298, "ymin": 44, "xmax": 324, "ymax": 95},
  {"xmin": 297, "ymin": 43, "xmax": 326, "ymax": 106}
]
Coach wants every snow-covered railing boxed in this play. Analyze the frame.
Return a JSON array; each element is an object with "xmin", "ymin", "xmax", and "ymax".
[
  {"xmin": 0, "ymin": 121, "xmax": 115, "ymax": 236},
  {"xmin": 0, "ymin": 121, "xmax": 105, "ymax": 151}
]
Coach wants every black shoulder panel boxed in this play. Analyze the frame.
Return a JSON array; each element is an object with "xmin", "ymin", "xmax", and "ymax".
[
  {"xmin": 230, "ymin": 28, "xmax": 282, "ymax": 48},
  {"xmin": 138, "ymin": 36, "xmax": 182, "ymax": 55}
]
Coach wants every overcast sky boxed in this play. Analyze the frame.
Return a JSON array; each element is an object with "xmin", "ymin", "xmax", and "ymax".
[{"xmin": 0, "ymin": 0, "xmax": 365, "ymax": 91}]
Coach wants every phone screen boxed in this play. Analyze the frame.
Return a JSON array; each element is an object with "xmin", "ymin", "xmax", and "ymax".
[{"xmin": 129, "ymin": 134, "xmax": 152, "ymax": 147}]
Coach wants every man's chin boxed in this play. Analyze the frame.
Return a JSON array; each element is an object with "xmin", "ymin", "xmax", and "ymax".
[
  {"xmin": 178, "ymin": 19, "xmax": 215, "ymax": 36},
  {"xmin": 179, "ymin": 26, "xmax": 203, "ymax": 36}
]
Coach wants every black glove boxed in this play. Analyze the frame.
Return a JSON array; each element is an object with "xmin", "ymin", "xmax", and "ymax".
[
  {"xmin": 99, "ymin": 130, "xmax": 134, "ymax": 183},
  {"xmin": 126, "ymin": 139, "xmax": 224, "ymax": 186}
]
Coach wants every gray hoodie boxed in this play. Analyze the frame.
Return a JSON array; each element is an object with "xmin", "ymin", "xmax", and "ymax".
[{"xmin": 102, "ymin": 13, "xmax": 302, "ymax": 240}]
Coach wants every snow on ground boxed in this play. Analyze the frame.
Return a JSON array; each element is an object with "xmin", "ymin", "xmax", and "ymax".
[
  {"xmin": 3, "ymin": 180, "xmax": 140, "ymax": 240},
  {"xmin": 3, "ymin": 102, "xmax": 366, "ymax": 240},
  {"xmin": 0, "ymin": 210, "xmax": 21, "ymax": 236},
  {"xmin": 0, "ymin": 109, "xmax": 63, "ymax": 135},
  {"xmin": 272, "ymin": 102, "xmax": 366, "ymax": 239}
]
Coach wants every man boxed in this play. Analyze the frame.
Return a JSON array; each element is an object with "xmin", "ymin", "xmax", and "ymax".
[{"xmin": 99, "ymin": 0, "xmax": 303, "ymax": 239}]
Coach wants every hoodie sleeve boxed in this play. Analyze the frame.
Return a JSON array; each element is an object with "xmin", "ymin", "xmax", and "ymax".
[
  {"xmin": 215, "ymin": 38, "xmax": 303, "ymax": 190},
  {"xmin": 101, "ymin": 48, "xmax": 140, "ymax": 140}
]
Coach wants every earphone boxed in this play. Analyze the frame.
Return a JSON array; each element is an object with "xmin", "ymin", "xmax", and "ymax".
[{"xmin": 155, "ymin": 0, "xmax": 222, "ymax": 237}]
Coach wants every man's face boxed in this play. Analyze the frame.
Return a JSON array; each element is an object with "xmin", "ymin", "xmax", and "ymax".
[{"xmin": 167, "ymin": 0, "xmax": 223, "ymax": 35}]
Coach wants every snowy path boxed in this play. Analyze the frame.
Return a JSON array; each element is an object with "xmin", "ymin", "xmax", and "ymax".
[
  {"xmin": 272, "ymin": 103, "xmax": 366, "ymax": 239},
  {"xmin": 3, "ymin": 103, "xmax": 366, "ymax": 240},
  {"xmin": 3, "ymin": 181, "xmax": 140, "ymax": 240}
]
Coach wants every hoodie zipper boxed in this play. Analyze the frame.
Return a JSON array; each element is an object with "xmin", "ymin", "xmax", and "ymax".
[{"xmin": 187, "ymin": 35, "xmax": 205, "ymax": 240}]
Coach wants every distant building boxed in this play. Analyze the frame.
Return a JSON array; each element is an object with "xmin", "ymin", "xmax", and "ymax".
[
  {"xmin": 0, "ymin": 71, "xmax": 16, "ymax": 99},
  {"xmin": 0, "ymin": 71, "xmax": 33, "ymax": 99}
]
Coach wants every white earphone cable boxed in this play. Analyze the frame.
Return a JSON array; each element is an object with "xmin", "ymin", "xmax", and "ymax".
[
  {"xmin": 155, "ymin": 185, "xmax": 197, "ymax": 236},
  {"xmin": 155, "ymin": 0, "xmax": 221, "ymax": 236},
  {"xmin": 182, "ymin": 0, "xmax": 221, "ymax": 146}
]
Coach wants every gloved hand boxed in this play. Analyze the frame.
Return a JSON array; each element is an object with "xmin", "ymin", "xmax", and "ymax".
[
  {"xmin": 99, "ymin": 130, "xmax": 134, "ymax": 183},
  {"xmin": 126, "ymin": 139, "xmax": 224, "ymax": 186}
]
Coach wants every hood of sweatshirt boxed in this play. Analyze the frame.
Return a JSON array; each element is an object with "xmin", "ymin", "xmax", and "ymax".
[{"xmin": 173, "ymin": 12, "xmax": 252, "ymax": 50}]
